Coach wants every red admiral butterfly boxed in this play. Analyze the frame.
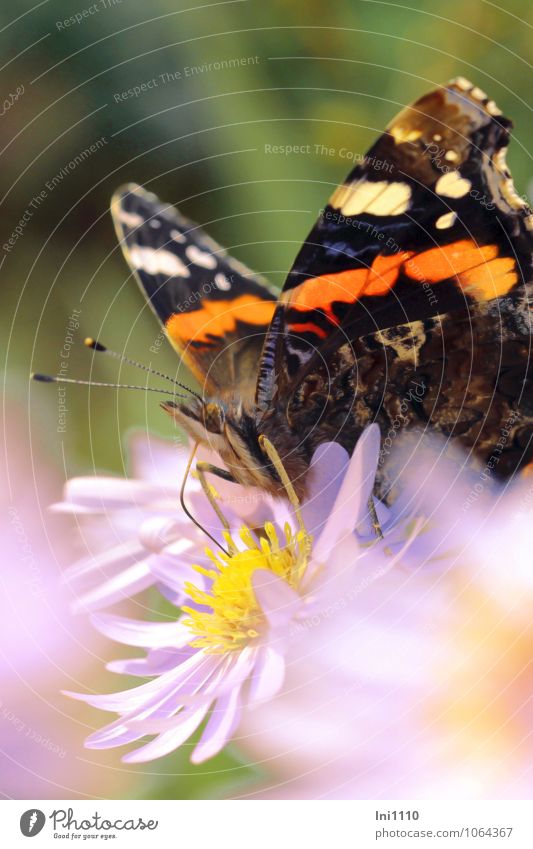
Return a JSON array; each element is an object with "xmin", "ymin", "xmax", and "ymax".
[{"xmin": 37, "ymin": 78, "xmax": 533, "ymax": 500}]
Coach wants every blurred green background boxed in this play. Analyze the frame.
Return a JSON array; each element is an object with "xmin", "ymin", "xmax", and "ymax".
[{"xmin": 1, "ymin": 0, "xmax": 532, "ymax": 798}]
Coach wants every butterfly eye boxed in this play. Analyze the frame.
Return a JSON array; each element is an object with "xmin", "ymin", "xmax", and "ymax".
[{"xmin": 203, "ymin": 402, "xmax": 225, "ymax": 434}]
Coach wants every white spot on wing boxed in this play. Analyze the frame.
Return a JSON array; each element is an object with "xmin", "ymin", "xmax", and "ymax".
[
  {"xmin": 186, "ymin": 245, "xmax": 217, "ymax": 269},
  {"xmin": 452, "ymin": 76, "xmax": 472, "ymax": 91},
  {"xmin": 170, "ymin": 228, "xmax": 186, "ymax": 243},
  {"xmin": 493, "ymin": 147, "xmax": 529, "ymax": 212},
  {"xmin": 214, "ymin": 273, "xmax": 231, "ymax": 291},
  {"xmin": 129, "ymin": 246, "xmax": 190, "ymax": 277},
  {"xmin": 486, "ymin": 100, "xmax": 502, "ymax": 117},
  {"xmin": 367, "ymin": 183, "xmax": 412, "ymax": 215},
  {"xmin": 149, "ymin": 219, "xmax": 162, "ymax": 229},
  {"xmin": 330, "ymin": 180, "xmax": 411, "ymax": 216},
  {"xmin": 117, "ymin": 210, "xmax": 144, "ymax": 228},
  {"xmin": 435, "ymin": 211, "xmax": 457, "ymax": 230},
  {"xmin": 435, "ymin": 171, "xmax": 472, "ymax": 198},
  {"xmin": 471, "ymin": 86, "xmax": 487, "ymax": 101},
  {"xmin": 389, "ymin": 125, "xmax": 422, "ymax": 145}
]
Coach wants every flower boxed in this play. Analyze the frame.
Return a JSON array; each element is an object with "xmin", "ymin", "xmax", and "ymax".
[
  {"xmin": 63, "ymin": 425, "xmax": 406, "ymax": 764},
  {"xmin": 61, "ymin": 418, "xmax": 533, "ymax": 793},
  {"xmin": 237, "ymin": 441, "xmax": 533, "ymax": 799},
  {"xmin": 1, "ymin": 402, "xmax": 135, "ymax": 799},
  {"xmin": 54, "ymin": 434, "xmax": 280, "ymax": 613}
]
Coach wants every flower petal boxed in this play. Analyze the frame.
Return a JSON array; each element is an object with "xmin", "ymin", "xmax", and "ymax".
[
  {"xmin": 106, "ymin": 658, "xmax": 156, "ymax": 677},
  {"xmin": 71, "ymin": 560, "xmax": 155, "ymax": 613},
  {"xmin": 314, "ymin": 424, "xmax": 381, "ymax": 560},
  {"xmin": 90, "ymin": 613, "xmax": 190, "ymax": 648},
  {"xmin": 59, "ymin": 476, "xmax": 170, "ymax": 511},
  {"xmin": 63, "ymin": 539, "xmax": 144, "ymax": 584},
  {"xmin": 63, "ymin": 651, "xmax": 219, "ymax": 714},
  {"xmin": 106, "ymin": 647, "xmax": 194, "ymax": 677},
  {"xmin": 85, "ymin": 718, "xmax": 146, "ymax": 750},
  {"xmin": 301, "ymin": 441, "xmax": 350, "ymax": 536},
  {"xmin": 148, "ymin": 546, "xmax": 206, "ymax": 597},
  {"xmin": 138, "ymin": 516, "xmax": 186, "ymax": 552},
  {"xmin": 247, "ymin": 644, "xmax": 286, "ymax": 705},
  {"xmin": 122, "ymin": 703, "xmax": 210, "ymax": 763},
  {"xmin": 191, "ymin": 687, "xmax": 242, "ymax": 764}
]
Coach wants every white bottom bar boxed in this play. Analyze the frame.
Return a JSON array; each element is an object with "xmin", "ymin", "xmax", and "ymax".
[{"xmin": 2, "ymin": 799, "xmax": 533, "ymax": 847}]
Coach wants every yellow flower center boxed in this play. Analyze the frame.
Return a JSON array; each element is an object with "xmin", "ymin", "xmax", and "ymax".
[{"xmin": 182, "ymin": 522, "xmax": 311, "ymax": 653}]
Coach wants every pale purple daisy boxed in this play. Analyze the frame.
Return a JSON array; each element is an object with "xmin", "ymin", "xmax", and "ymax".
[
  {"xmin": 63, "ymin": 425, "xmax": 419, "ymax": 764},
  {"xmin": 54, "ymin": 434, "xmax": 278, "ymax": 613}
]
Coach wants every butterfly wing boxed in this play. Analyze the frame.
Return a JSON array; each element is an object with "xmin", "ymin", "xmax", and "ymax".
[
  {"xmin": 111, "ymin": 183, "xmax": 278, "ymax": 398},
  {"xmin": 256, "ymin": 78, "xmax": 533, "ymax": 409},
  {"xmin": 254, "ymin": 78, "xmax": 533, "ymax": 483}
]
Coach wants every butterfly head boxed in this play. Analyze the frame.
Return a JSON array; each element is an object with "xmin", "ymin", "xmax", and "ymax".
[
  {"xmin": 161, "ymin": 397, "xmax": 307, "ymax": 497},
  {"xmin": 161, "ymin": 397, "xmax": 226, "ymax": 442}
]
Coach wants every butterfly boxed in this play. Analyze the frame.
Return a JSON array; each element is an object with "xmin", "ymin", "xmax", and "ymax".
[{"xmin": 107, "ymin": 77, "xmax": 533, "ymax": 501}]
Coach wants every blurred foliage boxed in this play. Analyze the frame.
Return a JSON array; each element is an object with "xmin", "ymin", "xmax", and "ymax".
[{"xmin": 2, "ymin": 0, "xmax": 532, "ymax": 797}]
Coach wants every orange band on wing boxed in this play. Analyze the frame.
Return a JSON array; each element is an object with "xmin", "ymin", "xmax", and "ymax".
[
  {"xmin": 286, "ymin": 240, "xmax": 518, "ymax": 340},
  {"xmin": 287, "ymin": 268, "xmax": 367, "ymax": 318},
  {"xmin": 289, "ymin": 321, "xmax": 329, "ymax": 340},
  {"xmin": 457, "ymin": 257, "xmax": 518, "ymax": 299},
  {"xmin": 166, "ymin": 294, "xmax": 276, "ymax": 346},
  {"xmin": 286, "ymin": 251, "xmax": 413, "ymax": 334},
  {"xmin": 366, "ymin": 251, "xmax": 414, "ymax": 294},
  {"xmin": 403, "ymin": 240, "xmax": 499, "ymax": 282}
]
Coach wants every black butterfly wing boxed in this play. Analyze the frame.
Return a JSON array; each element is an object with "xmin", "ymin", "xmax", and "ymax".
[
  {"xmin": 255, "ymin": 78, "xmax": 533, "ymax": 410},
  {"xmin": 111, "ymin": 183, "xmax": 278, "ymax": 398}
]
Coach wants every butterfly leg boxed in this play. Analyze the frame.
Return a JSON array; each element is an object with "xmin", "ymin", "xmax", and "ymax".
[
  {"xmin": 367, "ymin": 494, "xmax": 384, "ymax": 541},
  {"xmin": 195, "ymin": 462, "xmax": 236, "ymax": 483},
  {"xmin": 194, "ymin": 462, "xmax": 237, "ymax": 536}
]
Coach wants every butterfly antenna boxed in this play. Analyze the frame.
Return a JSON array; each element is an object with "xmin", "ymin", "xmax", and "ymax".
[
  {"xmin": 179, "ymin": 442, "xmax": 229, "ymax": 555},
  {"xmin": 31, "ymin": 373, "xmax": 186, "ymax": 398},
  {"xmin": 84, "ymin": 337, "xmax": 204, "ymax": 402}
]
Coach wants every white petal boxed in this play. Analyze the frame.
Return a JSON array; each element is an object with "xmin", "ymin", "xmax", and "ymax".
[
  {"xmin": 50, "ymin": 502, "xmax": 103, "ymax": 515},
  {"xmin": 247, "ymin": 644, "xmax": 286, "ymax": 705},
  {"xmin": 149, "ymin": 550, "xmax": 206, "ymax": 597},
  {"xmin": 64, "ymin": 651, "xmax": 218, "ymax": 714},
  {"xmin": 191, "ymin": 687, "xmax": 242, "ymax": 764},
  {"xmin": 106, "ymin": 658, "xmax": 156, "ymax": 677},
  {"xmin": 107, "ymin": 648, "xmax": 192, "ymax": 677},
  {"xmin": 71, "ymin": 559, "xmax": 155, "ymax": 613},
  {"xmin": 90, "ymin": 613, "xmax": 190, "ymax": 648},
  {"xmin": 301, "ymin": 442, "xmax": 350, "ymax": 536},
  {"xmin": 138, "ymin": 516, "xmax": 185, "ymax": 552},
  {"xmin": 85, "ymin": 719, "xmax": 145, "ymax": 750},
  {"xmin": 122, "ymin": 703, "xmax": 210, "ymax": 763},
  {"xmin": 314, "ymin": 424, "xmax": 381, "ymax": 560},
  {"xmin": 61, "ymin": 476, "xmax": 169, "ymax": 511},
  {"xmin": 63, "ymin": 539, "xmax": 144, "ymax": 583}
]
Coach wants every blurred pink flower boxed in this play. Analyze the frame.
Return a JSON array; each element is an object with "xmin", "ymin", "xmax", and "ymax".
[
  {"xmin": 0, "ymin": 402, "xmax": 135, "ymax": 799},
  {"xmin": 238, "ymin": 443, "xmax": 533, "ymax": 799}
]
